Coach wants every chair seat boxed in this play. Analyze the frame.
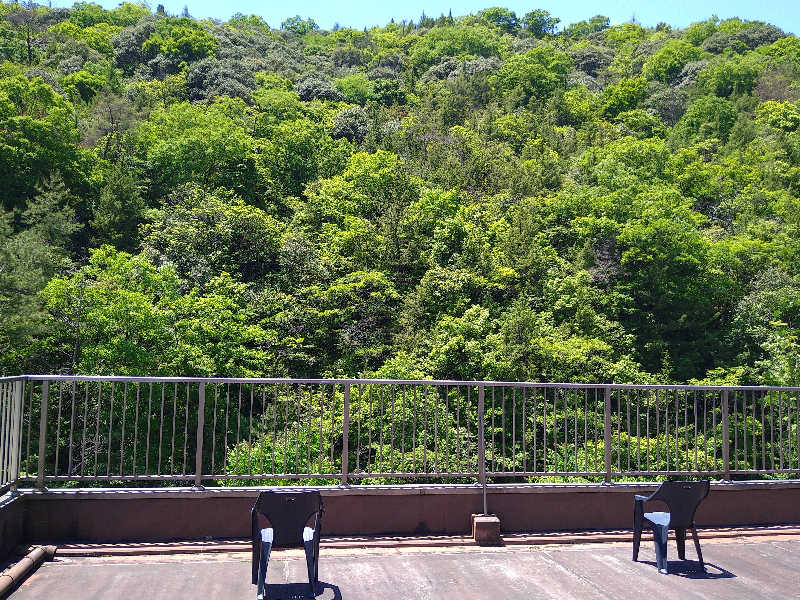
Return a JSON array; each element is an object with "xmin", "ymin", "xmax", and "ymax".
[{"xmin": 643, "ymin": 512, "xmax": 670, "ymax": 527}]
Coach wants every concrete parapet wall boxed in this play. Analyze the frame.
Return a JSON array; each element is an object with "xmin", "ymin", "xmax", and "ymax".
[
  {"xmin": 0, "ymin": 494, "xmax": 24, "ymax": 559},
  {"xmin": 14, "ymin": 481, "xmax": 800, "ymax": 544}
]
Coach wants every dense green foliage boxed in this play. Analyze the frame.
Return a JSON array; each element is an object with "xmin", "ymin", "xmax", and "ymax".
[{"xmin": 2, "ymin": 2, "xmax": 800, "ymax": 394}]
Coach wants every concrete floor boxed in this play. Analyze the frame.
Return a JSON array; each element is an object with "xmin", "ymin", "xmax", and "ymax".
[{"xmin": 11, "ymin": 537, "xmax": 800, "ymax": 599}]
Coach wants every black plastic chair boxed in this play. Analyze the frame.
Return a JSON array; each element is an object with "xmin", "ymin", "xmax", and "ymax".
[
  {"xmin": 633, "ymin": 480, "xmax": 709, "ymax": 574},
  {"xmin": 251, "ymin": 490, "xmax": 324, "ymax": 598}
]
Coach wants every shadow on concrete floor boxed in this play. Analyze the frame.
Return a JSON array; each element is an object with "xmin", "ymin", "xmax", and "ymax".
[
  {"xmin": 636, "ymin": 560, "xmax": 736, "ymax": 579},
  {"xmin": 264, "ymin": 581, "xmax": 342, "ymax": 599}
]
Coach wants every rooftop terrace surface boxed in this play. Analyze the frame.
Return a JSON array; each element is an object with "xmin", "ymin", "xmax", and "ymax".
[{"xmin": 12, "ymin": 531, "xmax": 800, "ymax": 599}]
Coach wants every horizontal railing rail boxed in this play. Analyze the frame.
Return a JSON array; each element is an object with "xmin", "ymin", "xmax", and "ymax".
[
  {"xmin": 3, "ymin": 376, "xmax": 799, "ymax": 489},
  {"xmin": 19, "ymin": 374, "xmax": 800, "ymax": 391}
]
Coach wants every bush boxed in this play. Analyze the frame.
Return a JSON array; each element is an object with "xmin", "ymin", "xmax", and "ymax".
[
  {"xmin": 703, "ymin": 23, "xmax": 784, "ymax": 54},
  {"xmin": 521, "ymin": 9, "xmax": 560, "ymax": 38},
  {"xmin": 372, "ymin": 78, "xmax": 406, "ymax": 106},
  {"xmin": 295, "ymin": 73, "xmax": 343, "ymax": 101},
  {"xmin": 756, "ymin": 100, "xmax": 800, "ymax": 131},
  {"xmin": 334, "ymin": 74, "xmax": 373, "ymax": 104},
  {"xmin": 570, "ymin": 44, "xmax": 614, "ymax": 77},
  {"xmin": 698, "ymin": 56, "xmax": 761, "ymax": 97},
  {"xmin": 602, "ymin": 77, "xmax": 648, "ymax": 117},
  {"xmin": 112, "ymin": 15, "xmax": 157, "ymax": 72},
  {"xmin": 280, "ymin": 15, "xmax": 318, "ymax": 35},
  {"xmin": 332, "ymin": 105, "xmax": 368, "ymax": 143},
  {"xmin": 141, "ymin": 17, "xmax": 218, "ymax": 64},
  {"xmin": 408, "ymin": 23, "xmax": 506, "ymax": 74},
  {"xmin": 614, "ymin": 109, "xmax": 666, "ymax": 139},
  {"xmin": 642, "ymin": 39, "xmax": 705, "ymax": 83},
  {"xmin": 62, "ymin": 67, "xmax": 107, "ymax": 102},
  {"xmin": 643, "ymin": 84, "xmax": 689, "ymax": 126},
  {"xmin": 670, "ymin": 60, "xmax": 707, "ymax": 89},
  {"xmin": 489, "ymin": 45, "xmax": 572, "ymax": 107},
  {"xmin": 558, "ymin": 86, "xmax": 599, "ymax": 126},
  {"xmin": 422, "ymin": 56, "xmax": 502, "ymax": 82},
  {"xmin": 186, "ymin": 56, "xmax": 267, "ymax": 103},
  {"xmin": 683, "ymin": 18, "xmax": 719, "ymax": 46},
  {"xmin": 673, "ymin": 95, "xmax": 738, "ymax": 144}
]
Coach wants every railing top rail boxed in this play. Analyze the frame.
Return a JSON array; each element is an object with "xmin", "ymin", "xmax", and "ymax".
[
  {"xmin": 0, "ymin": 376, "xmax": 26, "ymax": 382},
  {"xmin": 13, "ymin": 374, "xmax": 800, "ymax": 392}
]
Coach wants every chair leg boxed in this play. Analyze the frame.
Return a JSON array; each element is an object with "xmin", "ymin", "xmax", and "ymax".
[
  {"xmin": 256, "ymin": 540, "xmax": 272, "ymax": 600},
  {"xmin": 675, "ymin": 528, "xmax": 686, "ymax": 560},
  {"xmin": 314, "ymin": 541, "xmax": 320, "ymax": 582},
  {"xmin": 691, "ymin": 526, "xmax": 705, "ymax": 571},
  {"xmin": 653, "ymin": 524, "xmax": 669, "ymax": 574},
  {"xmin": 633, "ymin": 505, "xmax": 643, "ymax": 561},
  {"xmin": 303, "ymin": 539, "xmax": 317, "ymax": 597}
]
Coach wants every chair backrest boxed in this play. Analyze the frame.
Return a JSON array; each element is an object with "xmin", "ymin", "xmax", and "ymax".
[
  {"xmin": 252, "ymin": 490, "xmax": 323, "ymax": 548},
  {"xmin": 650, "ymin": 480, "xmax": 710, "ymax": 528}
]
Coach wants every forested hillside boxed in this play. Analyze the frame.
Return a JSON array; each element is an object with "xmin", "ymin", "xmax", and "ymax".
[{"xmin": 1, "ymin": 2, "xmax": 799, "ymax": 386}]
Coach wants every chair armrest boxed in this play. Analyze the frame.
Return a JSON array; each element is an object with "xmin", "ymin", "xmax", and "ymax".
[{"xmin": 635, "ymin": 487, "xmax": 661, "ymax": 502}]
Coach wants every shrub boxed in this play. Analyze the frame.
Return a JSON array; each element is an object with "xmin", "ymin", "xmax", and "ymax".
[
  {"xmin": 332, "ymin": 105, "xmax": 368, "ymax": 143},
  {"xmin": 295, "ymin": 73, "xmax": 343, "ymax": 101}
]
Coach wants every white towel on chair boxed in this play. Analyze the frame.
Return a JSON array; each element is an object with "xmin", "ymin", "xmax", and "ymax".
[
  {"xmin": 260, "ymin": 528, "xmax": 273, "ymax": 543},
  {"xmin": 261, "ymin": 527, "xmax": 313, "ymax": 542}
]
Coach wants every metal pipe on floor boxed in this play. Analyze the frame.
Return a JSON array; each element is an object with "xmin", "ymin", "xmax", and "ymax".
[{"xmin": 0, "ymin": 545, "xmax": 56, "ymax": 598}]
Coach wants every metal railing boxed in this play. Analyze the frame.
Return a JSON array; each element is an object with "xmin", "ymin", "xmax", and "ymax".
[
  {"xmin": 3, "ymin": 376, "xmax": 800, "ymax": 489},
  {"xmin": 0, "ymin": 377, "xmax": 25, "ymax": 495}
]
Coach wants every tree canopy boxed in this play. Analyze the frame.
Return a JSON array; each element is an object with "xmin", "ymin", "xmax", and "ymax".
[{"xmin": 1, "ymin": 2, "xmax": 799, "ymax": 391}]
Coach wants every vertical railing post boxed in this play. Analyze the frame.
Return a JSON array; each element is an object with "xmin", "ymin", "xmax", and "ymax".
[
  {"xmin": 722, "ymin": 388, "xmax": 730, "ymax": 481},
  {"xmin": 1, "ymin": 382, "xmax": 7, "ymax": 487},
  {"xmin": 603, "ymin": 386, "xmax": 612, "ymax": 484},
  {"xmin": 477, "ymin": 384, "xmax": 487, "ymax": 515},
  {"xmin": 0, "ymin": 382, "xmax": 7, "ymax": 489},
  {"xmin": 341, "ymin": 384, "xmax": 350, "ymax": 486},
  {"xmin": 37, "ymin": 380, "xmax": 49, "ymax": 491},
  {"xmin": 797, "ymin": 392, "xmax": 800, "ymax": 476},
  {"xmin": 10, "ymin": 380, "xmax": 24, "ymax": 491},
  {"xmin": 194, "ymin": 383, "xmax": 205, "ymax": 489}
]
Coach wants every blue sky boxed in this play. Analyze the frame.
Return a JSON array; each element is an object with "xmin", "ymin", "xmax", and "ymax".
[{"xmin": 47, "ymin": 1, "xmax": 800, "ymax": 35}]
